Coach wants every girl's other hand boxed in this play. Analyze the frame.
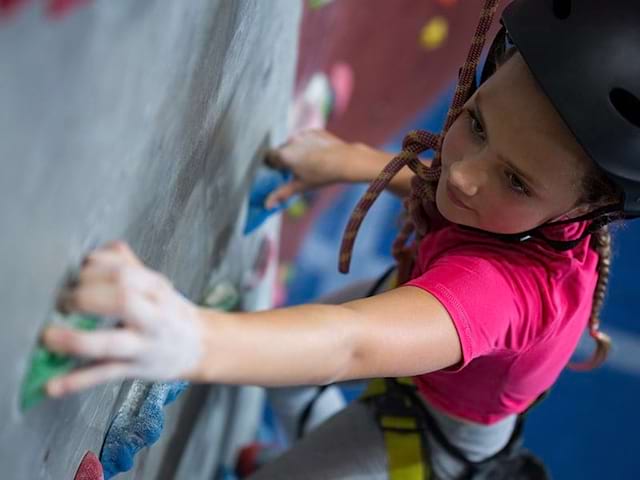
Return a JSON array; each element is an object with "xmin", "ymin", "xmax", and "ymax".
[
  {"xmin": 42, "ymin": 241, "xmax": 204, "ymax": 397},
  {"xmin": 264, "ymin": 129, "xmax": 355, "ymax": 209}
]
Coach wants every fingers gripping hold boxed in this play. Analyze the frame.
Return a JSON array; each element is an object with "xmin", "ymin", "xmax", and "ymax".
[
  {"xmin": 43, "ymin": 328, "xmax": 146, "ymax": 360},
  {"xmin": 63, "ymin": 262, "xmax": 170, "ymax": 328},
  {"xmin": 47, "ymin": 361, "xmax": 131, "ymax": 397}
]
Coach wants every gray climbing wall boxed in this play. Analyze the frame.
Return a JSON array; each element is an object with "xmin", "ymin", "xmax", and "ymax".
[{"xmin": 0, "ymin": 1, "xmax": 301, "ymax": 478}]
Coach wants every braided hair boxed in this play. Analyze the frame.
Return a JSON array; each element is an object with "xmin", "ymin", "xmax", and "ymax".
[{"xmin": 569, "ymin": 162, "xmax": 623, "ymax": 370}]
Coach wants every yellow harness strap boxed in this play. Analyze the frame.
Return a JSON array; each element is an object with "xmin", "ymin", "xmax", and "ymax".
[{"xmin": 361, "ymin": 378, "xmax": 431, "ymax": 480}]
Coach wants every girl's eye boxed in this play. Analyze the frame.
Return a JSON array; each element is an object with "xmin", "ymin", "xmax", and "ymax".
[
  {"xmin": 467, "ymin": 109, "xmax": 486, "ymax": 140},
  {"xmin": 506, "ymin": 172, "xmax": 530, "ymax": 196}
]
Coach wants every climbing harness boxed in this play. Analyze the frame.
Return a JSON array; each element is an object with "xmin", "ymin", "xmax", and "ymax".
[
  {"xmin": 360, "ymin": 377, "xmax": 432, "ymax": 480},
  {"xmin": 360, "ymin": 377, "xmax": 550, "ymax": 480}
]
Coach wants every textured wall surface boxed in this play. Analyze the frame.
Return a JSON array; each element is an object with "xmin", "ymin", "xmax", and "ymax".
[{"xmin": 0, "ymin": 1, "xmax": 300, "ymax": 478}]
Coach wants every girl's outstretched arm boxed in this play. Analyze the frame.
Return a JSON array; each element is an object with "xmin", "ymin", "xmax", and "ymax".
[
  {"xmin": 265, "ymin": 129, "xmax": 421, "ymax": 206},
  {"xmin": 196, "ymin": 285, "xmax": 461, "ymax": 386},
  {"xmin": 42, "ymin": 242, "xmax": 461, "ymax": 396}
]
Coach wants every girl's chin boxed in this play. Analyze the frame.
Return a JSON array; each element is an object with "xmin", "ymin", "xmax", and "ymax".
[
  {"xmin": 436, "ymin": 192, "xmax": 527, "ymax": 234},
  {"xmin": 435, "ymin": 196, "xmax": 475, "ymax": 225}
]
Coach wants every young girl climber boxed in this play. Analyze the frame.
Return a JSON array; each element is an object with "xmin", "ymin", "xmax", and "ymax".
[{"xmin": 43, "ymin": 0, "xmax": 640, "ymax": 478}]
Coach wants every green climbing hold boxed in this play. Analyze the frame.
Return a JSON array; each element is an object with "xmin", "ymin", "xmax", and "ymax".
[
  {"xmin": 20, "ymin": 313, "xmax": 100, "ymax": 411},
  {"xmin": 202, "ymin": 281, "xmax": 240, "ymax": 311},
  {"xmin": 308, "ymin": 0, "xmax": 335, "ymax": 10}
]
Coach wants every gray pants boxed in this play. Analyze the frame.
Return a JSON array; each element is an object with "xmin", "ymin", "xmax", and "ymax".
[
  {"xmin": 248, "ymin": 400, "xmax": 388, "ymax": 480},
  {"xmin": 248, "ymin": 391, "xmax": 517, "ymax": 480}
]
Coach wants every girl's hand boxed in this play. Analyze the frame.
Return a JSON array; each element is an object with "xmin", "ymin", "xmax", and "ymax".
[
  {"xmin": 264, "ymin": 129, "xmax": 357, "ymax": 209},
  {"xmin": 42, "ymin": 242, "xmax": 204, "ymax": 397}
]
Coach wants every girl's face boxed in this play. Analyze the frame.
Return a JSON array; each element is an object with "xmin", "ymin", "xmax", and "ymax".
[{"xmin": 437, "ymin": 53, "xmax": 592, "ymax": 234}]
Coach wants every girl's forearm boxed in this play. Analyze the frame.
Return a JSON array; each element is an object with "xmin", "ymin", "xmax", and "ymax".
[
  {"xmin": 192, "ymin": 303, "xmax": 364, "ymax": 386},
  {"xmin": 343, "ymin": 143, "xmax": 422, "ymax": 198}
]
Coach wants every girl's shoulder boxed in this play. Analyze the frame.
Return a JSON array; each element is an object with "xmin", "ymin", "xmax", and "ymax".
[
  {"xmin": 415, "ymin": 221, "xmax": 598, "ymax": 275},
  {"xmin": 409, "ymin": 222, "xmax": 599, "ymax": 353}
]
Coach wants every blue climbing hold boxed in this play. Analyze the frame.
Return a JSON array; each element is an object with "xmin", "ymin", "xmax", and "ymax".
[
  {"xmin": 100, "ymin": 380, "xmax": 188, "ymax": 479},
  {"xmin": 244, "ymin": 167, "xmax": 294, "ymax": 235}
]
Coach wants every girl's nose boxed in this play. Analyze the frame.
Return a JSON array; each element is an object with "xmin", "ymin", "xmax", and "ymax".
[{"xmin": 448, "ymin": 160, "xmax": 483, "ymax": 197}]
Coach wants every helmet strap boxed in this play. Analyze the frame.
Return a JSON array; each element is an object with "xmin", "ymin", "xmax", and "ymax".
[{"xmin": 460, "ymin": 204, "xmax": 623, "ymax": 251}]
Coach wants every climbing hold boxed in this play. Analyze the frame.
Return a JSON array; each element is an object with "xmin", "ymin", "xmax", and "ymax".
[
  {"xmin": 303, "ymin": 73, "xmax": 334, "ymax": 123},
  {"xmin": 252, "ymin": 237, "xmax": 273, "ymax": 281},
  {"xmin": 308, "ymin": 0, "xmax": 334, "ymax": 10},
  {"xmin": 202, "ymin": 280, "xmax": 240, "ymax": 311},
  {"xmin": 286, "ymin": 197, "xmax": 309, "ymax": 219},
  {"xmin": 99, "ymin": 277, "xmax": 239, "ymax": 476},
  {"xmin": 21, "ymin": 313, "xmax": 100, "ymax": 411},
  {"xmin": 244, "ymin": 167, "xmax": 293, "ymax": 235},
  {"xmin": 289, "ymin": 71, "xmax": 333, "ymax": 132},
  {"xmin": 235, "ymin": 442, "xmax": 284, "ymax": 478},
  {"xmin": 419, "ymin": 16, "xmax": 449, "ymax": 51},
  {"xmin": 242, "ymin": 236, "xmax": 276, "ymax": 290},
  {"xmin": 46, "ymin": 0, "xmax": 90, "ymax": 18},
  {"xmin": 328, "ymin": 62, "xmax": 355, "ymax": 118},
  {"xmin": 74, "ymin": 451, "xmax": 104, "ymax": 480},
  {"xmin": 278, "ymin": 263, "xmax": 295, "ymax": 286},
  {"xmin": 100, "ymin": 380, "xmax": 188, "ymax": 479},
  {"xmin": 0, "ymin": 0, "xmax": 29, "ymax": 19}
]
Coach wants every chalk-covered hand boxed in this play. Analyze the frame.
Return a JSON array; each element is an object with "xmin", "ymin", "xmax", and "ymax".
[
  {"xmin": 264, "ymin": 129, "xmax": 359, "ymax": 209},
  {"xmin": 43, "ymin": 242, "xmax": 204, "ymax": 397}
]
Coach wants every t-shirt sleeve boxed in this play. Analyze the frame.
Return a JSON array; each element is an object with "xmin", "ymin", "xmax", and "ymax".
[{"xmin": 405, "ymin": 252, "xmax": 525, "ymax": 370}]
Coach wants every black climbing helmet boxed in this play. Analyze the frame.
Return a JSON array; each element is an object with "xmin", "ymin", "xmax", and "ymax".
[{"xmin": 491, "ymin": 0, "xmax": 640, "ymax": 216}]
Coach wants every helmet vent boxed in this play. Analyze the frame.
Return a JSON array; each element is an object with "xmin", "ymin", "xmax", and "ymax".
[
  {"xmin": 610, "ymin": 88, "xmax": 640, "ymax": 129},
  {"xmin": 552, "ymin": 0, "xmax": 572, "ymax": 19}
]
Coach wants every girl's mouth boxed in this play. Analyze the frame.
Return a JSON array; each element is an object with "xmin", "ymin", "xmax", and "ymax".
[{"xmin": 446, "ymin": 183, "xmax": 474, "ymax": 211}]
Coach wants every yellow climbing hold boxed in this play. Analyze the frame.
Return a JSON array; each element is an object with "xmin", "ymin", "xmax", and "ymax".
[
  {"xmin": 278, "ymin": 263, "xmax": 295, "ymax": 285},
  {"xmin": 419, "ymin": 16, "xmax": 449, "ymax": 51},
  {"xmin": 287, "ymin": 198, "xmax": 308, "ymax": 219}
]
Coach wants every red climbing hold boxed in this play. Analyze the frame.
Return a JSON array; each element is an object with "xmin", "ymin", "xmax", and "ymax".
[
  {"xmin": 74, "ymin": 451, "xmax": 104, "ymax": 480},
  {"xmin": 0, "ymin": 0, "xmax": 29, "ymax": 19},
  {"xmin": 46, "ymin": 0, "xmax": 90, "ymax": 19},
  {"xmin": 329, "ymin": 62, "xmax": 355, "ymax": 118}
]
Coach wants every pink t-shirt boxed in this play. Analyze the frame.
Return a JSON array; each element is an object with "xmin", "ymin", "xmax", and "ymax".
[{"xmin": 405, "ymin": 221, "xmax": 599, "ymax": 425}]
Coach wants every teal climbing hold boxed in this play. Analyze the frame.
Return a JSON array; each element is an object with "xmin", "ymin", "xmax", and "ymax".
[
  {"xmin": 203, "ymin": 280, "xmax": 240, "ymax": 311},
  {"xmin": 20, "ymin": 313, "xmax": 100, "ymax": 411}
]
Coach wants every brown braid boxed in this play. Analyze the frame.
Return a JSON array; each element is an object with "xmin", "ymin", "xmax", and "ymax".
[
  {"xmin": 567, "ymin": 158, "xmax": 623, "ymax": 370},
  {"xmin": 339, "ymin": 0, "xmax": 501, "ymax": 281},
  {"xmin": 564, "ymin": 149, "xmax": 623, "ymax": 370},
  {"xmin": 568, "ymin": 227, "xmax": 613, "ymax": 371}
]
